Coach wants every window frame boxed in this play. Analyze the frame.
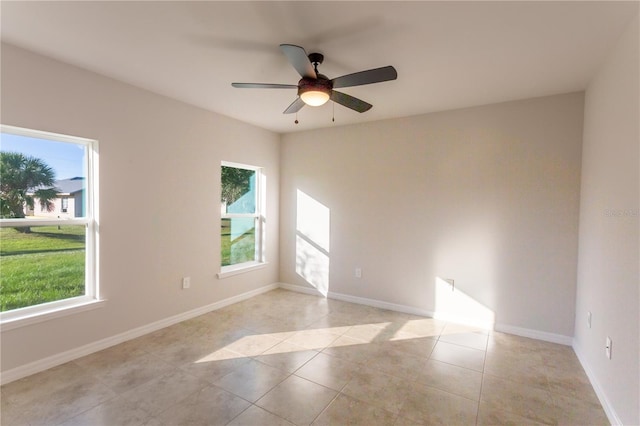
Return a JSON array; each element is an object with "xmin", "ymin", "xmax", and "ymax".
[
  {"xmin": 0, "ymin": 125, "xmax": 102, "ymax": 329},
  {"xmin": 218, "ymin": 161, "xmax": 266, "ymax": 278}
]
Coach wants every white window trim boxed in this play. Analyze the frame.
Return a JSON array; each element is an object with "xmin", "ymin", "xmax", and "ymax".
[
  {"xmin": 217, "ymin": 261, "xmax": 269, "ymax": 279},
  {"xmin": 0, "ymin": 298, "xmax": 106, "ymax": 331},
  {"xmin": 0, "ymin": 125, "xmax": 101, "ymax": 329},
  {"xmin": 219, "ymin": 161, "xmax": 265, "ymax": 277}
]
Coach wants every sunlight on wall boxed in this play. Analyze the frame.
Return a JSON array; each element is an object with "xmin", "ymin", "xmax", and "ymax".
[
  {"xmin": 433, "ymin": 225, "xmax": 497, "ymax": 329},
  {"xmin": 296, "ymin": 190, "xmax": 330, "ymax": 250},
  {"xmin": 434, "ymin": 277, "xmax": 495, "ymax": 329},
  {"xmin": 295, "ymin": 190, "xmax": 330, "ymax": 296},
  {"xmin": 296, "ymin": 236, "xmax": 330, "ymax": 295}
]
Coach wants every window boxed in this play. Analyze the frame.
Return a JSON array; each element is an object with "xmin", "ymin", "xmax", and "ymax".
[
  {"xmin": 219, "ymin": 162, "xmax": 264, "ymax": 276},
  {"xmin": 0, "ymin": 125, "xmax": 100, "ymax": 327}
]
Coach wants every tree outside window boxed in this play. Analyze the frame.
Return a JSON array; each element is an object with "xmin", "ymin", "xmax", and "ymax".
[{"xmin": 220, "ymin": 163, "xmax": 263, "ymax": 268}]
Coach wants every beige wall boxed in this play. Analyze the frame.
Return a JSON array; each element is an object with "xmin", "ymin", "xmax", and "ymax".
[
  {"xmin": 280, "ymin": 93, "xmax": 584, "ymax": 338},
  {"xmin": 574, "ymin": 14, "xmax": 639, "ymax": 425},
  {"xmin": 0, "ymin": 44, "xmax": 280, "ymax": 372}
]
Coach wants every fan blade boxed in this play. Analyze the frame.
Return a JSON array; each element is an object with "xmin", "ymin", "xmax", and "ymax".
[
  {"xmin": 330, "ymin": 90, "xmax": 372, "ymax": 113},
  {"xmin": 280, "ymin": 44, "xmax": 316, "ymax": 79},
  {"xmin": 283, "ymin": 97, "xmax": 306, "ymax": 114},
  {"xmin": 232, "ymin": 83, "xmax": 298, "ymax": 89},
  {"xmin": 331, "ymin": 66, "xmax": 397, "ymax": 89}
]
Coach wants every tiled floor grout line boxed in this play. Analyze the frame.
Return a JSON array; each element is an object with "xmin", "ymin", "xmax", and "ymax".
[
  {"xmin": 2, "ymin": 289, "xmax": 608, "ymax": 426},
  {"xmin": 308, "ymin": 390, "xmax": 341, "ymax": 425},
  {"xmin": 476, "ymin": 328, "xmax": 489, "ymax": 425}
]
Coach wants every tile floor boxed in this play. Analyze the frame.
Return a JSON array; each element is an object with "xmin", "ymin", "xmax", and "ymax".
[{"xmin": 1, "ymin": 289, "xmax": 608, "ymax": 425}]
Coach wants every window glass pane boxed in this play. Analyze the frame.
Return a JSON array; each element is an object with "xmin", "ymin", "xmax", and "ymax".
[
  {"xmin": 221, "ymin": 166, "xmax": 256, "ymax": 215},
  {"xmin": 221, "ymin": 217, "xmax": 256, "ymax": 266},
  {"xmin": 1, "ymin": 133, "xmax": 87, "ymax": 219},
  {"xmin": 0, "ymin": 225, "xmax": 86, "ymax": 311}
]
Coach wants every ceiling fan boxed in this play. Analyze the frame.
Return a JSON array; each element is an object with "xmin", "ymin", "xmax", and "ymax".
[{"xmin": 232, "ymin": 44, "xmax": 398, "ymax": 115}]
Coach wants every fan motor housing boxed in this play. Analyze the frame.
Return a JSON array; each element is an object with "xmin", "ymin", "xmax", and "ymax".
[{"xmin": 298, "ymin": 76, "xmax": 332, "ymax": 97}]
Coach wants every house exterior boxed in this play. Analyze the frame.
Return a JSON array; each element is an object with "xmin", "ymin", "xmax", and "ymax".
[{"xmin": 26, "ymin": 177, "xmax": 85, "ymax": 218}]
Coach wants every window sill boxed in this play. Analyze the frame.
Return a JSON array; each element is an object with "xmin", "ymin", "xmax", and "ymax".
[
  {"xmin": 217, "ymin": 261, "xmax": 268, "ymax": 279},
  {"xmin": 0, "ymin": 298, "xmax": 107, "ymax": 332}
]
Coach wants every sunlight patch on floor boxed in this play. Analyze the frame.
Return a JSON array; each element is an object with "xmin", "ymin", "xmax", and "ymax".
[{"xmin": 195, "ymin": 318, "xmax": 445, "ymax": 364}]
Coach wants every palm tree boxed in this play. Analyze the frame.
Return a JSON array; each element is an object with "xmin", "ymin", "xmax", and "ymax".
[{"xmin": 0, "ymin": 152, "xmax": 57, "ymax": 230}]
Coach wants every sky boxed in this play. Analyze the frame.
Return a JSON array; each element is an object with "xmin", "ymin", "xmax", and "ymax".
[{"xmin": 0, "ymin": 133, "xmax": 85, "ymax": 180}]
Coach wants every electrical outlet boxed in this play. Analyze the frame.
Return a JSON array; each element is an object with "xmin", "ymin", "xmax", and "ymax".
[
  {"xmin": 587, "ymin": 311, "xmax": 592, "ymax": 329},
  {"xmin": 605, "ymin": 336, "xmax": 612, "ymax": 359},
  {"xmin": 355, "ymin": 268, "xmax": 362, "ymax": 278},
  {"xmin": 182, "ymin": 277, "xmax": 191, "ymax": 289}
]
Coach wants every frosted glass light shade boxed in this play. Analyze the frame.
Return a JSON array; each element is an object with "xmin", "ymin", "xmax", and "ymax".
[{"xmin": 300, "ymin": 90, "xmax": 330, "ymax": 106}]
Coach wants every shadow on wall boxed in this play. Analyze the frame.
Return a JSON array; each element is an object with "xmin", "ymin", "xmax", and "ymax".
[
  {"xmin": 293, "ymin": 188, "xmax": 496, "ymax": 325},
  {"xmin": 295, "ymin": 190, "xmax": 331, "ymax": 296}
]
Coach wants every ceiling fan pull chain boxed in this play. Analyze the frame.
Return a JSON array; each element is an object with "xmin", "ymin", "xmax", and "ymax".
[
  {"xmin": 332, "ymin": 101, "xmax": 335, "ymax": 123},
  {"xmin": 295, "ymin": 111, "xmax": 299, "ymax": 124}
]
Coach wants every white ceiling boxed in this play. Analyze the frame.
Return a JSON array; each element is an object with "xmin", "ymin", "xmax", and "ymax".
[{"xmin": 1, "ymin": 1, "xmax": 637, "ymax": 134}]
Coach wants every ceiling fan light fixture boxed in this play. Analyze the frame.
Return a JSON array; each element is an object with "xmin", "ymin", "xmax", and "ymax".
[
  {"xmin": 232, "ymin": 44, "xmax": 397, "ymax": 116},
  {"xmin": 298, "ymin": 77, "xmax": 332, "ymax": 107},
  {"xmin": 300, "ymin": 89, "xmax": 330, "ymax": 106}
]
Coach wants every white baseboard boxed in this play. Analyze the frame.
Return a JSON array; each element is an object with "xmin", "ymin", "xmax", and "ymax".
[
  {"xmin": 0, "ymin": 282, "xmax": 575, "ymax": 385},
  {"xmin": 573, "ymin": 341, "xmax": 620, "ymax": 425},
  {"xmin": 431, "ymin": 311, "xmax": 494, "ymax": 331},
  {"xmin": 278, "ymin": 282, "xmax": 573, "ymax": 345},
  {"xmin": 494, "ymin": 323, "xmax": 573, "ymax": 346},
  {"xmin": 278, "ymin": 282, "xmax": 433, "ymax": 317},
  {"xmin": 0, "ymin": 283, "xmax": 279, "ymax": 385},
  {"xmin": 333, "ymin": 291, "xmax": 436, "ymax": 318},
  {"xmin": 277, "ymin": 282, "xmax": 321, "ymax": 296}
]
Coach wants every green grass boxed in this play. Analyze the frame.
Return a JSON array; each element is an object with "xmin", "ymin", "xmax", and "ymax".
[
  {"xmin": 0, "ymin": 220, "xmax": 257, "ymax": 311},
  {"xmin": 0, "ymin": 226, "xmax": 85, "ymax": 312},
  {"xmin": 0, "ymin": 226, "xmax": 85, "ymax": 255}
]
